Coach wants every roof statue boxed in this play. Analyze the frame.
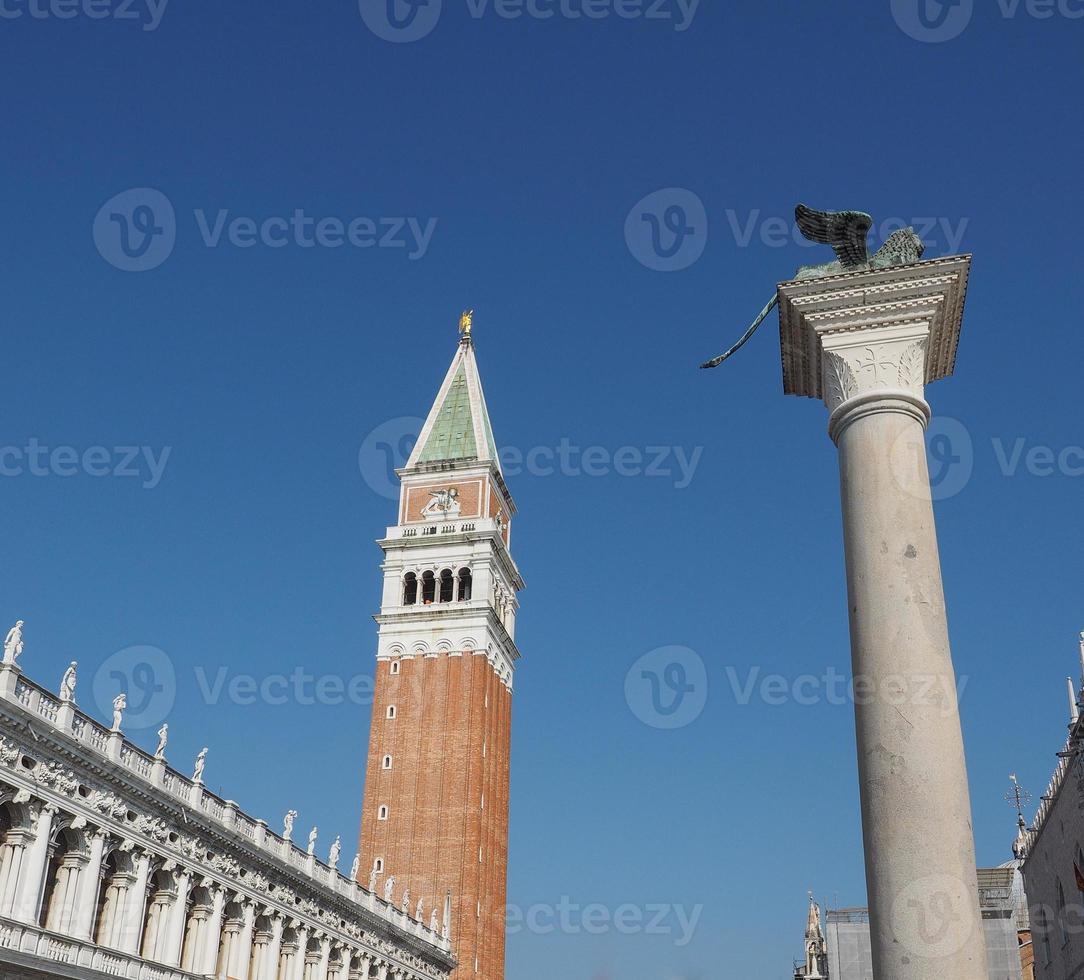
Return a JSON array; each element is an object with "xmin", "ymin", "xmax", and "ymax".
[
  {"xmin": 459, "ymin": 309, "xmax": 473, "ymax": 341},
  {"xmin": 700, "ymin": 204, "xmax": 927, "ymax": 370}
]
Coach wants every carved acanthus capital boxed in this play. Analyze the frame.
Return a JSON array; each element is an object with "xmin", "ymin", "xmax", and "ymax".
[{"xmin": 821, "ymin": 333, "xmax": 929, "ymax": 413}]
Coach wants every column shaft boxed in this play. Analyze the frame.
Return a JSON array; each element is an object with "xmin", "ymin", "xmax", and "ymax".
[{"xmin": 835, "ymin": 399, "xmax": 987, "ymax": 979}]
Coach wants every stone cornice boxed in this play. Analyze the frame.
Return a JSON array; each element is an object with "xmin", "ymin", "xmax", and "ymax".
[{"xmin": 778, "ymin": 255, "xmax": 972, "ymax": 404}]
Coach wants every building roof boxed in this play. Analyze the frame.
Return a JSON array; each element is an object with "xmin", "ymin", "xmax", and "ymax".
[{"xmin": 407, "ymin": 336, "xmax": 501, "ymax": 474}]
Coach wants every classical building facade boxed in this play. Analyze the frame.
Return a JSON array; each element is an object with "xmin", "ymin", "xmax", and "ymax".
[
  {"xmin": 0, "ymin": 647, "xmax": 455, "ymax": 979},
  {"xmin": 1018, "ymin": 633, "xmax": 1084, "ymax": 980},
  {"xmin": 357, "ymin": 321, "xmax": 522, "ymax": 980}
]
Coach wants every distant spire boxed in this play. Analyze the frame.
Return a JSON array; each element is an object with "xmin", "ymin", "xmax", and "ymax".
[
  {"xmin": 442, "ymin": 891, "xmax": 452, "ymax": 941},
  {"xmin": 1069, "ymin": 677, "xmax": 1080, "ymax": 725},
  {"xmin": 1078, "ymin": 631, "xmax": 1084, "ymax": 685},
  {"xmin": 805, "ymin": 891, "xmax": 824, "ymax": 941}
]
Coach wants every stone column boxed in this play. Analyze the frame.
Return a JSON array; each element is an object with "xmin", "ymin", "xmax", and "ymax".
[
  {"xmin": 163, "ymin": 868, "xmax": 193, "ymax": 966},
  {"xmin": 777, "ymin": 256, "xmax": 986, "ymax": 980},
  {"xmin": 232, "ymin": 901, "xmax": 257, "ymax": 980},
  {"xmin": 259, "ymin": 914, "xmax": 285, "ymax": 980},
  {"xmin": 44, "ymin": 850, "xmax": 88, "ymax": 934},
  {"xmin": 120, "ymin": 850, "xmax": 152, "ymax": 954},
  {"xmin": 13, "ymin": 802, "xmax": 56, "ymax": 924},
  {"xmin": 201, "ymin": 886, "xmax": 228, "ymax": 976},
  {"xmin": 72, "ymin": 830, "xmax": 108, "ymax": 940},
  {"xmin": 0, "ymin": 825, "xmax": 33, "ymax": 916},
  {"xmin": 291, "ymin": 925, "xmax": 311, "ymax": 980}
]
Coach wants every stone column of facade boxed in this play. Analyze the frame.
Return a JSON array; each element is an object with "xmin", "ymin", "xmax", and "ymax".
[
  {"xmin": 71, "ymin": 829, "xmax": 108, "ymax": 941},
  {"xmin": 777, "ymin": 255, "xmax": 986, "ymax": 980},
  {"xmin": 232, "ymin": 901, "xmax": 257, "ymax": 980},
  {"xmin": 162, "ymin": 868, "xmax": 193, "ymax": 966},
  {"xmin": 120, "ymin": 850, "xmax": 152, "ymax": 954},
  {"xmin": 256, "ymin": 912, "xmax": 284, "ymax": 980},
  {"xmin": 12, "ymin": 801, "xmax": 56, "ymax": 923},
  {"xmin": 181, "ymin": 890, "xmax": 214, "ymax": 972},
  {"xmin": 98, "ymin": 851, "xmax": 138, "ymax": 949},
  {"xmin": 291, "ymin": 924, "xmax": 312, "ymax": 980},
  {"xmin": 201, "ymin": 886, "xmax": 228, "ymax": 975},
  {"xmin": 0, "ymin": 823, "xmax": 33, "ymax": 916},
  {"xmin": 141, "ymin": 875, "xmax": 174, "ymax": 960},
  {"xmin": 44, "ymin": 848, "xmax": 88, "ymax": 934}
]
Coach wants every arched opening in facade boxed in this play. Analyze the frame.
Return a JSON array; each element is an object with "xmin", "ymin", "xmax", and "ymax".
[
  {"xmin": 457, "ymin": 568, "xmax": 472, "ymax": 601},
  {"xmin": 421, "ymin": 572, "xmax": 436, "ymax": 605},
  {"xmin": 403, "ymin": 573, "xmax": 418, "ymax": 606},
  {"xmin": 41, "ymin": 823, "xmax": 86, "ymax": 934},
  {"xmin": 439, "ymin": 569, "xmax": 454, "ymax": 603}
]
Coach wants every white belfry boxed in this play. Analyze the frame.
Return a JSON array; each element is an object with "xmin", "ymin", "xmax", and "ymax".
[{"xmin": 777, "ymin": 254, "xmax": 988, "ymax": 980}]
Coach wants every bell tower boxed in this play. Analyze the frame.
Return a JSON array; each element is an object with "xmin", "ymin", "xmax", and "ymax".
[{"xmin": 358, "ymin": 314, "xmax": 522, "ymax": 980}]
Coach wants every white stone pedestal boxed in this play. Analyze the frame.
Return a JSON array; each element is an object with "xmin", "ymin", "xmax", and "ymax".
[{"xmin": 778, "ymin": 255, "xmax": 987, "ymax": 980}]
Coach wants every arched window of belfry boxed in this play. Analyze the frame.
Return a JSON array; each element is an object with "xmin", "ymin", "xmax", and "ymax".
[
  {"xmin": 439, "ymin": 569, "xmax": 454, "ymax": 603},
  {"xmin": 458, "ymin": 568, "xmax": 473, "ymax": 601},
  {"xmin": 421, "ymin": 571, "xmax": 436, "ymax": 605},
  {"xmin": 403, "ymin": 573, "xmax": 418, "ymax": 606}
]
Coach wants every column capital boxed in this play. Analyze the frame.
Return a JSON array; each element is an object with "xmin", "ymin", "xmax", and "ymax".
[{"xmin": 777, "ymin": 254, "xmax": 972, "ymax": 419}]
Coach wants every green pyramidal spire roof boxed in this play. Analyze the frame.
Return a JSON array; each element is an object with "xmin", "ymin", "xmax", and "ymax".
[{"xmin": 407, "ymin": 336, "xmax": 502, "ymax": 473}]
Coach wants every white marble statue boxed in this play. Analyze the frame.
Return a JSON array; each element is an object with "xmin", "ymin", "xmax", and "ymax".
[
  {"xmin": 111, "ymin": 694, "xmax": 126, "ymax": 732},
  {"xmin": 155, "ymin": 724, "xmax": 168, "ymax": 760},
  {"xmin": 328, "ymin": 836, "xmax": 342, "ymax": 869},
  {"xmin": 383, "ymin": 876, "xmax": 395, "ymax": 902},
  {"xmin": 369, "ymin": 866, "xmax": 379, "ymax": 892},
  {"xmin": 283, "ymin": 810, "xmax": 298, "ymax": 841},
  {"xmin": 193, "ymin": 747, "xmax": 208, "ymax": 784},
  {"xmin": 350, "ymin": 853, "xmax": 361, "ymax": 882},
  {"xmin": 3, "ymin": 621, "xmax": 25, "ymax": 666},
  {"xmin": 430, "ymin": 908, "xmax": 439, "ymax": 933},
  {"xmin": 401, "ymin": 888, "xmax": 411, "ymax": 914},
  {"xmin": 59, "ymin": 662, "xmax": 77, "ymax": 703},
  {"xmin": 307, "ymin": 826, "xmax": 318, "ymax": 856},
  {"xmin": 416, "ymin": 897, "xmax": 424, "ymax": 921}
]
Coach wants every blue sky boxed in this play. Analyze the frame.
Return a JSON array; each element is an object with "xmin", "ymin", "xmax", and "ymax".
[{"xmin": 2, "ymin": 1, "xmax": 1083, "ymax": 977}]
